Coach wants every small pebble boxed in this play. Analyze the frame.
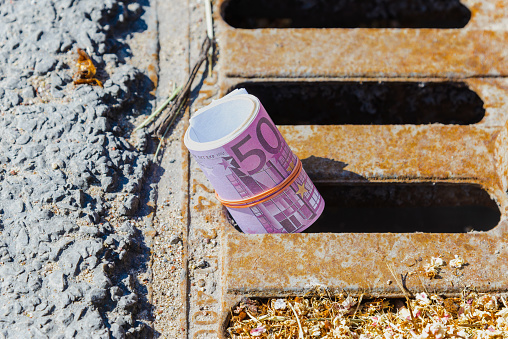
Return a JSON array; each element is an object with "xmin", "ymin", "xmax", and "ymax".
[
  {"xmin": 169, "ymin": 235, "xmax": 181, "ymax": 245},
  {"xmin": 196, "ymin": 260, "xmax": 208, "ymax": 269}
]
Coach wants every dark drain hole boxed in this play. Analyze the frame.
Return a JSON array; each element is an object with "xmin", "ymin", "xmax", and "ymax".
[
  {"xmin": 222, "ymin": 0, "xmax": 471, "ymax": 29},
  {"xmin": 305, "ymin": 183, "xmax": 499, "ymax": 233},
  {"xmin": 231, "ymin": 82, "xmax": 485, "ymax": 125}
]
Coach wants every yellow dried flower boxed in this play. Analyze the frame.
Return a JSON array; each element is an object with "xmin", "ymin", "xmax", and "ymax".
[
  {"xmin": 424, "ymin": 256, "xmax": 445, "ymax": 279},
  {"xmin": 478, "ymin": 294, "xmax": 498, "ymax": 311}
]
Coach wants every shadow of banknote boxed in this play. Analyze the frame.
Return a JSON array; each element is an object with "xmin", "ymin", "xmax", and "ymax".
[{"xmin": 301, "ymin": 156, "xmax": 368, "ymax": 183}]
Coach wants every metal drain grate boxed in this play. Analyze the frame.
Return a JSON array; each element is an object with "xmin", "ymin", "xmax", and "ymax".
[{"xmin": 183, "ymin": 1, "xmax": 508, "ymax": 337}]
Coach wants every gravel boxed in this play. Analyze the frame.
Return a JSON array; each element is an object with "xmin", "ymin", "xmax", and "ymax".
[{"xmin": 0, "ymin": 0, "xmax": 154, "ymax": 337}]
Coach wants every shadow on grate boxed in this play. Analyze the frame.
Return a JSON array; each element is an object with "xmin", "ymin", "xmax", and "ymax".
[
  {"xmin": 305, "ymin": 183, "xmax": 500, "ymax": 233},
  {"xmin": 230, "ymin": 81, "xmax": 485, "ymax": 125},
  {"xmin": 221, "ymin": 0, "xmax": 471, "ymax": 29}
]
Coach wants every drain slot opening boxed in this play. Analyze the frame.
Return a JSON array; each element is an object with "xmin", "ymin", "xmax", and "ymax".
[
  {"xmin": 231, "ymin": 82, "xmax": 485, "ymax": 125},
  {"xmin": 222, "ymin": 0, "xmax": 471, "ymax": 29},
  {"xmin": 305, "ymin": 183, "xmax": 499, "ymax": 233}
]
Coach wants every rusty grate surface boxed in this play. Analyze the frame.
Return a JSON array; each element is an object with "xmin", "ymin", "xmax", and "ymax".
[
  {"xmin": 217, "ymin": 0, "xmax": 508, "ymax": 78},
  {"xmin": 182, "ymin": 0, "xmax": 508, "ymax": 337}
]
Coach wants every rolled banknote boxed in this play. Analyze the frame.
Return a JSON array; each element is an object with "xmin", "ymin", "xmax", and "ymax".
[{"xmin": 184, "ymin": 89, "xmax": 325, "ymax": 234}]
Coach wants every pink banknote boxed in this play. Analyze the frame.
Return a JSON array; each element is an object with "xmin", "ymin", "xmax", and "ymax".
[{"xmin": 184, "ymin": 89, "xmax": 324, "ymax": 234}]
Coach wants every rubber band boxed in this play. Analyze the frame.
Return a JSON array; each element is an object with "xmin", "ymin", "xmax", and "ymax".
[{"xmin": 215, "ymin": 158, "xmax": 303, "ymax": 209}]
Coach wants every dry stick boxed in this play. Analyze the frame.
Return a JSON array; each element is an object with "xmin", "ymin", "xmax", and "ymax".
[
  {"xmin": 288, "ymin": 302, "xmax": 304, "ymax": 339},
  {"xmin": 386, "ymin": 263, "xmax": 418, "ymax": 332},
  {"xmin": 352, "ymin": 293, "xmax": 364, "ymax": 318},
  {"xmin": 245, "ymin": 310, "xmax": 259, "ymax": 323},
  {"xmin": 152, "ymin": 36, "xmax": 212, "ymax": 138},
  {"xmin": 502, "ymin": 296, "xmax": 508, "ymax": 308},
  {"xmin": 153, "ymin": 99, "xmax": 186, "ymax": 160},
  {"xmin": 134, "ymin": 83, "xmax": 181, "ymax": 131},
  {"xmin": 204, "ymin": 0, "xmax": 214, "ymax": 77}
]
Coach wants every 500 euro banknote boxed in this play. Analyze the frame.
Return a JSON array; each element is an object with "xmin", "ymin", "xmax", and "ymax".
[{"xmin": 184, "ymin": 89, "xmax": 324, "ymax": 234}]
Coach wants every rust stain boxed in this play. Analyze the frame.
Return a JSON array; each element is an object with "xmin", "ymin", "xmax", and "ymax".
[
  {"xmin": 468, "ymin": 2, "xmax": 481, "ymax": 22},
  {"xmin": 192, "ymin": 178, "xmax": 215, "ymax": 194},
  {"xmin": 196, "ymin": 228, "xmax": 218, "ymax": 239},
  {"xmin": 495, "ymin": 120, "xmax": 508, "ymax": 193},
  {"xmin": 219, "ymin": 29, "xmax": 508, "ymax": 79},
  {"xmin": 222, "ymin": 227, "xmax": 508, "ymax": 297},
  {"xmin": 148, "ymin": 63, "xmax": 158, "ymax": 96},
  {"xmin": 279, "ymin": 125, "xmax": 500, "ymax": 185},
  {"xmin": 194, "ymin": 196, "xmax": 217, "ymax": 212},
  {"xmin": 193, "ymin": 196, "xmax": 219, "ymax": 223}
]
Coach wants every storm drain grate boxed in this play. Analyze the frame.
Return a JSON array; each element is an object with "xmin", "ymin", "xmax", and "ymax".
[{"xmin": 185, "ymin": 0, "xmax": 508, "ymax": 338}]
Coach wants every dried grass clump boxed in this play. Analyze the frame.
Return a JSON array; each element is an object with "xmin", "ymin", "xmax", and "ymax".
[{"xmin": 226, "ymin": 291, "xmax": 508, "ymax": 338}]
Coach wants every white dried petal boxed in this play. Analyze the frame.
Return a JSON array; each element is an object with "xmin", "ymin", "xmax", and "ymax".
[
  {"xmin": 383, "ymin": 330, "xmax": 394, "ymax": 339},
  {"xmin": 420, "ymin": 323, "xmax": 447, "ymax": 339},
  {"xmin": 398, "ymin": 307, "xmax": 411, "ymax": 320},
  {"xmin": 449, "ymin": 255, "xmax": 465, "ymax": 269},
  {"xmin": 310, "ymin": 325, "xmax": 321, "ymax": 337},
  {"xmin": 273, "ymin": 299, "xmax": 287, "ymax": 310},
  {"xmin": 332, "ymin": 324, "xmax": 352, "ymax": 336},
  {"xmin": 424, "ymin": 257, "xmax": 445, "ymax": 279},
  {"xmin": 250, "ymin": 326, "xmax": 266, "ymax": 337},
  {"xmin": 342, "ymin": 296, "xmax": 357, "ymax": 309},
  {"xmin": 416, "ymin": 292, "xmax": 432, "ymax": 306},
  {"xmin": 332, "ymin": 315, "xmax": 347, "ymax": 327},
  {"xmin": 430, "ymin": 256, "xmax": 444, "ymax": 267},
  {"xmin": 496, "ymin": 316, "xmax": 508, "ymax": 328},
  {"xmin": 294, "ymin": 302, "xmax": 308, "ymax": 316},
  {"xmin": 430, "ymin": 294, "xmax": 444, "ymax": 304}
]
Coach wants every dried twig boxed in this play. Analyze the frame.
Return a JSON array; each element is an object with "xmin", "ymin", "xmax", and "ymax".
[
  {"xmin": 288, "ymin": 301, "xmax": 304, "ymax": 339},
  {"xmin": 151, "ymin": 36, "xmax": 212, "ymax": 138},
  {"xmin": 353, "ymin": 293, "xmax": 364, "ymax": 318},
  {"xmin": 153, "ymin": 100, "xmax": 186, "ymax": 160},
  {"xmin": 134, "ymin": 84, "xmax": 182, "ymax": 131},
  {"xmin": 204, "ymin": 0, "xmax": 214, "ymax": 76},
  {"xmin": 386, "ymin": 263, "xmax": 418, "ymax": 331}
]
